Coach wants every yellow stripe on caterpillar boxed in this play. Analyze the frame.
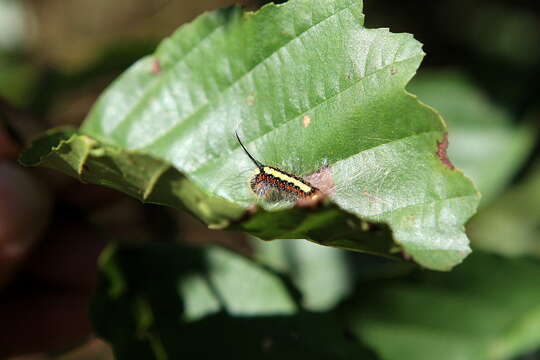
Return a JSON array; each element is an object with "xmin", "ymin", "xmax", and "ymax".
[
  {"xmin": 235, "ymin": 131, "xmax": 320, "ymax": 202},
  {"xmin": 263, "ymin": 167, "xmax": 313, "ymax": 193}
]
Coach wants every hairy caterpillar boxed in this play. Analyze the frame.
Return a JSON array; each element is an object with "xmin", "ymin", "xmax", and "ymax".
[{"xmin": 235, "ymin": 131, "xmax": 322, "ymax": 203}]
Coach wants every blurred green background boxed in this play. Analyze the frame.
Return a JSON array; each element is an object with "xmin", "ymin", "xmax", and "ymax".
[{"xmin": 1, "ymin": 0, "xmax": 539, "ymax": 359}]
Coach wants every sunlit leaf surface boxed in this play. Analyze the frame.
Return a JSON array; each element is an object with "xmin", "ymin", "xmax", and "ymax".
[{"xmin": 20, "ymin": 0, "xmax": 479, "ymax": 270}]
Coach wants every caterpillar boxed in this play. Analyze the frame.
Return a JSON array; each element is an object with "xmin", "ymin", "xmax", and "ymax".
[{"xmin": 235, "ymin": 131, "xmax": 321, "ymax": 203}]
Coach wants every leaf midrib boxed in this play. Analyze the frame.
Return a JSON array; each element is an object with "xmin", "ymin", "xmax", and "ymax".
[{"xmin": 191, "ymin": 52, "xmax": 423, "ymax": 175}]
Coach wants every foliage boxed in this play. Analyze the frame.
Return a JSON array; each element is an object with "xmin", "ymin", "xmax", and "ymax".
[
  {"xmin": 349, "ymin": 252, "xmax": 540, "ymax": 360},
  {"xmin": 4, "ymin": 0, "xmax": 540, "ymax": 358},
  {"xmin": 20, "ymin": 0, "xmax": 480, "ymax": 271},
  {"xmin": 409, "ymin": 70, "xmax": 535, "ymax": 205},
  {"xmin": 92, "ymin": 242, "xmax": 377, "ymax": 359}
]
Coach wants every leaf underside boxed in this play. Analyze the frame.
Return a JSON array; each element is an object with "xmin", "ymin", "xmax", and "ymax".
[{"xmin": 20, "ymin": 0, "xmax": 479, "ymax": 270}]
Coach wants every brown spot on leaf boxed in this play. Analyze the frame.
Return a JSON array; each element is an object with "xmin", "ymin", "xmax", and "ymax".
[
  {"xmin": 390, "ymin": 68, "xmax": 398, "ymax": 75},
  {"xmin": 151, "ymin": 58, "xmax": 161, "ymax": 74},
  {"xmin": 303, "ymin": 115, "xmax": 311, "ymax": 128},
  {"xmin": 437, "ymin": 133, "xmax": 455, "ymax": 169}
]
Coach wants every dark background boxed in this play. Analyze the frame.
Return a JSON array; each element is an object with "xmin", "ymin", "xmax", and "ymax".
[{"xmin": 0, "ymin": 0, "xmax": 539, "ymax": 358}]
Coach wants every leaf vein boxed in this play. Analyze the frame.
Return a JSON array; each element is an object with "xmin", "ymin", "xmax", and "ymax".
[
  {"xmin": 371, "ymin": 194, "xmax": 477, "ymax": 219},
  {"xmin": 192, "ymin": 52, "xmax": 423, "ymax": 173},
  {"xmin": 108, "ymin": 15, "xmax": 231, "ymax": 136},
  {"xmin": 131, "ymin": 5, "xmax": 357, "ymax": 148}
]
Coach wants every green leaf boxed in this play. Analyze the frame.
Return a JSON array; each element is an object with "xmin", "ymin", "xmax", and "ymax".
[
  {"xmin": 409, "ymin": 70, "xmax": 535, "ymax": 205},
  {"xmin": 348, "ymin": 252, "xmax": 540, "ymax": 360},
  {"xmin": 253, "ymin": 238, "xmax": 353, "ymax": 311},
  {"xmin": 92, "ymin": 242, "xmax": 377, "ymax": 359},
  {"xmin": 19, "ymin": 127, "xmax": 244, "ymax": 226},
  {"xmin": 469, "ymin": 163, "xmax": 540, "ymax": 258},
  {"xmin": 20, "ymin": 0, "xmax": 479, "ymax": 270}
]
